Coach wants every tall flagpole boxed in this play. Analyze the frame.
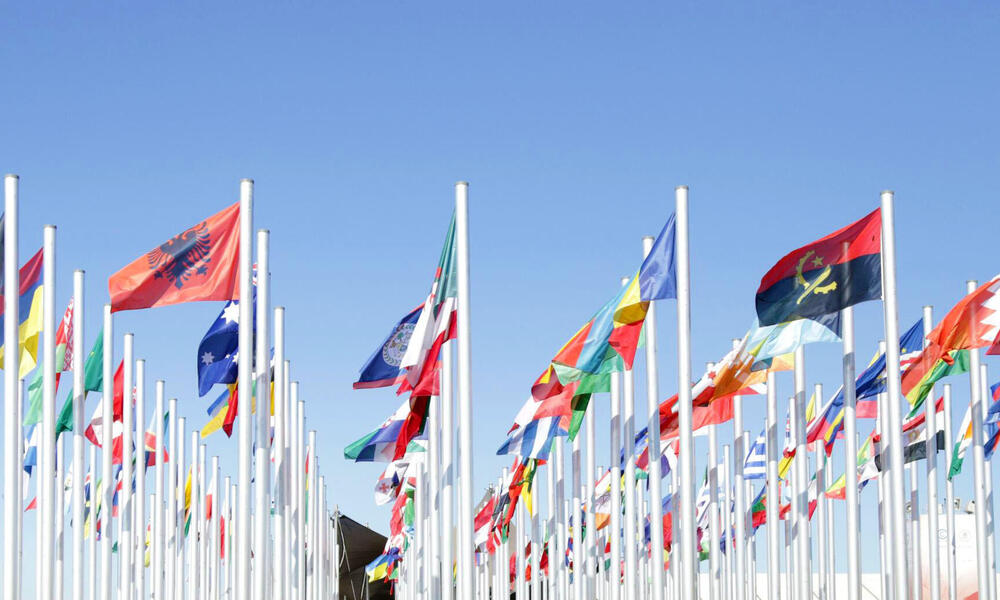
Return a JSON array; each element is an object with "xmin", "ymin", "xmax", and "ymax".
[
  {"xmin": 154, "ymin": 380, "xmax": 166, "ymax": 600},
  {"xmin": 731, "ymin": 340, "xmax": 747, "ymax": 600},
  {"xmin": 764, "ymin": 370, "xmax": 780, "ymax": 600},
  {"xmin": 440, "ymin": 340, "xmax": 455, "ymax": 600},
  {"xmin": 977, "ymin": 364, "xmax": 996, "ymax": 600},
  {"xmin": 296, "ymin": 397, "xmax": 307, "ymax": 599},
  {"xmin": 791, "ymin": 346, "xmax": 810, "ymax": 600},
  {"xmin": 165, "ymin": 398, "xmax": 178, "ymax": 600},
  {"xmin": 674, "ymin": 185, "xmax": 696, "ymax": 600},
  {"xmin": 174, "ymin": 417, "xmax": 186, "ymax": 598},
  {"xmin": 190, "ymin": 430, "xmax": 202, "ymax": 600},
  {"xmin": 964, "ymin": 281, "xmax": 992, "ymax": 599},
  {"xmin": 135, "ymin": 359, "xmax": 147, "ymax": 599},
  {"xmin": 814, "ymin": 386, "xmax": 828, "ymax": 600},
  {"xmin": 72, "ymin": 270, "xmax": 86, "ymax": 600},
  {"xmin": 120, "ymin": 333, "xmax": 135, "ymax": 600},
  {"xmin": 454, "ymin": 180, "xmax": 476, "ymax": 600},
  {"xmin": 879, "ymin": 190, "xmax": 910, "ymax": 600},
  {"xmin": 572, "ymin": 436, "xmax": 583, "ymax": 600},
  {"xmin": 707, "ymin": 406, "xmax": 721, "ymax": 600},
  {"xmin": 2, "ymin": 173, "xmax": 20, "ymax": 600},
  {"xmin": 622, "ymin": 340, "xmax": 638, "ymax": 600},
  {"xmin": 88, "ymin": 443, "xmax": 97, "ymax": 600},
  {"xmin": 427, "ymin": 392, "xmax": 442, "ymax": 600},
  {"xmin": 641, "ymin": 234, "xmax": 666, "ymax": 600},
  {"xmin": 610, "ymin": 371, "xmax": 623, "ymax": 600},
  {"xmin": 941, "ymin": 384, "xmax": 958, "ymax": 600},
  {"xmin": 40, "ymin": 225, "xmax": 57, "ymax": 600},
  {"xmin": 923, "ymin": 305, "xmax": 942, "ymax": 600},
  {"xmin": 283, "ymin": 361, "xmax": 292, "ymax": 600},
  {"xmin": 236, "ymin": 178, "xmax": 254, "ymax": 600},
  {"xmin": 290, "ymin": 385, "xmax": 301, "ymax": 600},
  {"xmin": 585, "ymin": 394, "xmax": 597, "ymax": 600},
  {"xmin": 273, "ymin": 307, "xmax": 287, "ymax": 599},
  {"xmin": 99, "ymin": 305, "xmax": 113, "ymax": 600},
  {"xmin": 253, "ymin": 228, "xmax": 271, "ymax": 600},
  {"xmin": 841, "ymin": 303, "xmax": 861, "ymax": 600}
]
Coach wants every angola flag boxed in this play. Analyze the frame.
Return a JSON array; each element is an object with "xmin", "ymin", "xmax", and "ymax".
[
  {"xmin": 755, "ymin": 208, "xmax": 881, "ymax": 326},
  {"xmin": 109, "ymin": 202, "xmax": 240, "ymax": 312}
]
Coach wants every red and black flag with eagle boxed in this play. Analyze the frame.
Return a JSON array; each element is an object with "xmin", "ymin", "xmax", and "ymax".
[
  {"xmin": 755, "ymin": 208, "xmax": 882, "ymax": 327},
  {"xmin": 109, "ymin": 202, "xmax": 241, "ymax": 312}
]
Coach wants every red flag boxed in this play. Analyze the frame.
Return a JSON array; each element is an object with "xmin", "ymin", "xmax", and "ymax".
[{"xmin": 109, "ymin": 203, "xmax": 240, "ymax": 312}]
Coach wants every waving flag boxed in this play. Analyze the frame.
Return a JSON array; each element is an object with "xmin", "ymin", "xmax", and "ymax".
[
  {"xmin": 197, "ymin": 290, "xmax": 255, "ymax": 396},
  {"xmin": 355, "ymin": 305, "xmax": 423, "ymax": 390},
  {"xmin": 109, "ymin": 202, "xmax": 241, "ymax": 312},
  {"xmin": 0, "ymin": 247, "xmax": 44, "ymax": 378},
  {"xmin": 343, "ymin": 396, "xmax": 430, "ymax": 462},
  {"xmin": 24, "ymin": 297, "xmax": 74, "ymax": 426},
  {"xmin": 755, "ymin": 208, "xmax": 881, "ymax": 327},
  {"xmin": 56, "ymin": 330, "xmax": 105, "ymax": 437},
  {"xmin": 743, "ymin": 430, "xmax": 767, "ymax": 480}
]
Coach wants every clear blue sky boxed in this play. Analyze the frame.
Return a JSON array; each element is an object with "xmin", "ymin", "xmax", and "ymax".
[{"xmin": 3, "ymin": 2, "xmax": 1000, "ymax": 590}]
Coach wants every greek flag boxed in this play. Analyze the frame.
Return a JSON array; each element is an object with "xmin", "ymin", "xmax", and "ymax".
[{"xmin": 744, "ymin": 429, "xmax": 767, "ymax": 480}]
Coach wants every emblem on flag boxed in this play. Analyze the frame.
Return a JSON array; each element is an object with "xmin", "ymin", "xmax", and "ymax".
[
  {"xmin": 382, "ymin": 322, "xmax": 416, "ymax": 367},
  {"xmin": 146, "ymin": 221, "xmax": 212, "ymax": 289}
]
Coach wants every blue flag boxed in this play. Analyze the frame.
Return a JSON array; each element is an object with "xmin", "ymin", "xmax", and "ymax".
[
  {"xmin": 196, "ymin": 289, "xmax": 256, "ymax": 397},
  {"xmin": 354, "ymin": 305, "xmax": 422, "ymax": 390}
]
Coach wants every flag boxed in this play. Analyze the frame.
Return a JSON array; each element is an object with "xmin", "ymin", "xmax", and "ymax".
[
  {"xmin": 743, "ymin": 429, "xmax": 766, "ymax": 480},
  {"xmin": 496, "ymin": 416, "xmax": 562, "ymax": 461},
  {"xmin": 24, "ymin": 298, "xmax": 74, "ymax": 426},
  {"xmin": 835, "ymin": 319, "xmax": 924, "ymax": 419},
  {"xmin": 354, "ymin": 305, "xmax": 423, "ymax": 390},
  {"xmin": 343, "ymin": 396, "xmax": 430, "ymax": 462},
  {"xmin": 0, "ymin": 247, "xmax": 44, "ymax": 378},
  {"xmin": 109, "ymin": 202, "xmax": 241, "ymax": 312},
  {"xmin": 197, "ymin": 291, "xmax": 255, "ymax": 396},
  {"xmin": 55, "ymin": 330, "xmax": 104, "ymax": 437},
  {"xmin": 746, "ymin": 313, "xmax": 841, "ymax": 363},
  {"xmin": 201, "ymin": 385, "xmax": 234, "ymax": 438},
  {"xmin": 374, "ymin": 457, "xmax": 418, "ymax": 506},
  {"xmin": 755, "ymin": 208, "xmax": 881, "ymax": 327}
]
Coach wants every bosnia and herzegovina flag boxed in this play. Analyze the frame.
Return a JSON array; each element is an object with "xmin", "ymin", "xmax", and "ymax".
[{"xmin": 755, "ymin": 209, "xmax": 882, "ymax": 327}]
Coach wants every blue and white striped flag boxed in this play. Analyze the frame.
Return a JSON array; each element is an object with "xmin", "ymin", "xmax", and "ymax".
[
  {"xmin": 496, "ymin": 416, "xmax": 563, "ymax": 461},
  {"xmin": 744, "ymin": 429, "xmax": 767, "ymax": 480}
]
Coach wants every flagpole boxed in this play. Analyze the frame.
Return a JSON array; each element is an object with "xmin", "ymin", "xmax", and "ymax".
[
  {"xmin": 427, "ymin": 389, "xmax": 441, "ymax": 600},
  {"xmin": 673, "ymin": 185, "xmax": 696, "ymax": 600},
  {"xmin": 838, "ymin": 303, "xmax": 861, "ymax": 600},
  {"xmin": 198, "ymin": 443, "xmax": 208, "ymax": 595},
  {"xmin": 813, "ymin": 388, "xmax": 827, "ymax": 600},
  {"xmin": 554, "ymin": 437, "xmax": 567, "ymax": 600},
  {"xmin": 921, "ymin": 305, "xmax": 942, "ymax": 600},
  {"xmin": 296, "ymin": 397, "xmax": 307, "ymax": 599},
  {"xmin": 622, "ymin": 351, "xmax": 638, "ymax": 600},
  {"xmin": 790, "ymin": 345, "xmax": 810, "ymax": 600},
  {"xmin": 273, "ymin": 307, "xmax": 287, "ymax": 599},
  {"xmin": 210, "ymin": 456, "xmax": 220, "ymax": 600},
  {"xmin": 236, "ymin": 178, "xmax": 254, "ymax": 600},
  {"xmin": 289, "ymin": 385, "xmax": 300, "ymax": 600},
  {"xmin": 764, "ymin": 370, "xmax": 780, "ymax": 600},
  {"xmin": 153, "ymin": 380, "xmax": 165, "ymax": 600},
  {"xmin": 99, "ymin": 304, "xmax": 114, "ymax": 600},
  {"xmin": 71, "ymin": 269, "xmax": 86, "ymax": 600},
  {"xmin": 729, "ymin": 340, "xmax": 747, "ymax": 600},
  {"xmin": 546, "ymin": 457, "xmax": 556, "ymax": 600},
  {"xmin": 977, "ymin": 364, "xmax": 996, "ymax": 600},
  {"xmin": 190, "ymin": 430, "xmax": 201, "ymax": 600},
  {"xmin": 317, "ymin": 477, "xmax": 327, "ymax": 600},
  {"xmin": 875, "ymin": 346, "xmax": 893, "ymax": 600},
  {"xmin": 707, "ymin": 389, "xmax": 721, "ymax": 600},
  {"xmin": 610, "ymin": 370, "xmax": 623, "ymax": 600},
  {"xmin": 166, "ymin": 399, "xmax": 178, "ymax": 600},
  {"xmin": 572, "ymin": 435, "xmax": 583, "ymax": 600},
  {"xmin": 908, "ymin": 463, "xmax": 922, "ymax": 600},
  {"xmin": 745, "ymin": 477, "xmax": 756, "ymax": 600},
  {"xmin": 119, "ymin": 333, "xmax": 134, "ymax": 600},
  {"xmin": 723, "ymin": 444, "xmax": 733, "ymax": 600},
  {"xmin": 2, "ymin": 173, "xmax": 20, "ymax": 600},
  {"xmin": 174, "ymin": 417, "xmax": 186, "ymax": 598},
  {"xmin": 454, "ymin": 180, "xmax": 476, "ymax": 600},
  {"xmin": 283, "ymin": 360, "xmax": 292, "ymax": 600},
  {"xmin": 88, "ymin": 443, "xmax": 97, "ymax": 600},
  {"xmin": 253, "ymin": 228, "xmax": 271, "ymax": 600},
  {"xmin": 38, "ymin": 224, "xmax": 57, "ymax": 600},
  {"xmin": 878, "ymin": 190, "xmax": 911, "ymax": 600},
  {"xmin": 968, "ymin": 338, "xmax": 993, "ymax": 598},
  {"xmin": 586, "ymin": 393, "xmax": 597, "ymax": 600},
  {"xmin": 941, "ymin": 384, "xmax": 958, "ymax": 600},
  {"xmin": 135, "ymin": 359, "xmax": 147, "ymax": 599}
]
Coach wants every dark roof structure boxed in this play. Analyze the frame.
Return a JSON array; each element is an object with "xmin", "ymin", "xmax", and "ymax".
[{"xmin": 334, "ymin": 513, "xmax": 393, "ymax": 599}]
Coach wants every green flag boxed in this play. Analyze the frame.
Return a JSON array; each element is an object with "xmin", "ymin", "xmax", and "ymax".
[{"xmin": 55, "ymin": 330, "xmax": 104, "ymax": 437}]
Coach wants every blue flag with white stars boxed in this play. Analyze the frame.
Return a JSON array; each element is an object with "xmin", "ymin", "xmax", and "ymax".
[{"xmin": 197, "ymin": 288, "xmax": 256, "ymax": 397}]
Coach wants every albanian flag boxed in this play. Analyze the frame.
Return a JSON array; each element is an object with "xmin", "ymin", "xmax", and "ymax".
[
  {"xmin": 109, "ymin": 202, "xmax": 240, "ymax": 313},
  {"xmin": 755, "ymin": 208, "xmax": 881, "ymax": 327}
]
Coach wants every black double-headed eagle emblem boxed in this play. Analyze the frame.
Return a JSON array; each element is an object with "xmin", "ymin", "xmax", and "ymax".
[{"xmin": 146, "ymin": 221, "xmax": 212, "ymax": 289}]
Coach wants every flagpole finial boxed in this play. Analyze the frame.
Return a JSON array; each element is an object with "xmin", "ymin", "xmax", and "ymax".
[
  {"xmin": 241, "ymin": 178, "xmax": 254, "ymax": 184},
  {"xmin": 881, "ymin": 190, "xmax": 894, "ymax": 197},
  {"xmin": 74, "ymin": 269, "xmax": 85, "ymax": 275},
  {"xmin": 257, "ymin": 228, "xmax": 269, "ymax": 234},
  {"xmin": 676, "ymin": 184, "xmax": 688, "ymax": 191},
  {"xmin": 642, "ymin": 235, "xmax": 654, "ymax": 244},
  {"xmin": 456, "ymin": 181, "xmax": 469, "ymax": 187},
  {"xmin": 4, "ymin": 174, "xmax": 18, "ymax": 179}
]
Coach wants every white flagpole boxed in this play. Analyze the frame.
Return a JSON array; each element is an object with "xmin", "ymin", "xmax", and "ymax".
[
  {"xmin": 120, "ymin": 333, "xmax": 134, "ymax": 600},
  {"xmin": 546, "ymin": 460, "xmax": 556, "ymax": 600},
  {"xmin": 975, "ymin": 362, "xmax": 996, "ymax": 600},
  {"xmin": 572, "ymin": 436, "xmax": 583, "ymax": 600},
  {"xmin": 282, "ymin": 361, "xmax": 292, "ymax": 600},
  {"xmin": 229, "ymin": 481, "xmax": 237, "ymax": 600},
  {"xmin": 876, "ymin": 386, "xmax": 892, "ymax": 600},
  {"xmin": 236, "ymin": 178, "xmax": 254, "ymax": 600},
  {"xmin": 440, "ymin": 340, "xmax": 455, "ymax": 600},
  {"xmin": 454, "ymin": 180, "xmax": 476, "ymax": 600},
  {"xmin": 586, "ymin": 396, "xmax": 597, "ymax": 600},
  {"xmin": 722, "ymin": 445, "xmax": 733, "ymax": 600},
  {"xmin": 554, "ymin": 437, "xmax": 567, "ymax": 600},
  {"xmin": 189, "ymin": 430, "xmax": 201, "ymax": 600},
  {"xmin": 254, "ymin": 229, "xmax": 271, "ymax": 600},
  {"xmin": 317, "ymin": 478, "xmax": 327, "ymax": 600},
  {"xmin": 174, "ymin": 417, "xmax": 186, "ymax": 599},
  {"xmin": 223, "ymin": 477, "xmax": 231, "ymax": 600},
  {"xmin": 153, "ymin": 381, "xmax": 165, "ymax": 600},
  {"xmin": 791, "ymin": 346, "xmax": 810, "ymax": 600},
  {"xmin": 964, "ymin": 279, "xmax": 992, "ymax": 597},
  {"xmin": 210, "ymin": 456, "xmax": 220, "ymax": 600},
  {"xmin": 941, "ymin": 384, "xmax": 958, "ymax": 600},
  {"xmin": 89, "ymin": 443, "xmax": 97, "ymax": 600},
  {"xmin": 764, "ymin": 371, "xmax": 780, "ymax": 600},
  {"xmin": 530, "ymin": 488, "xmax": 541, "ymax": 600},
  {"xmin": 135, "ymin": 359, "xmax": 147, "ymax": 599},
  {"xmin": 908, "ymin": 463, "xmax": 922, "ymax": 600},
  {"xmin": 273, "ymin": 307, "xmax": 287, "ymax": 599},
  {"xmin": 427, "ymin": 392, "xmax": 441, "ymax": 600},
  {"xmin": 745, "ymin": 477, "xmax": 756, "ymax": 600},
  {"xmin": 296, "ymin": 398, "xmax": 307, "ymax": 599},
  {"xmin": 610, "ymin": 371, "xmax": 623, "ymax": 600},
  {"xmin": 824, "ymin": 436, "xmax": 835, "ymax": 600},
  {"xmin": 40, "ymin": 224, "xmax": 57, "ymax": 600},
  {"xmin": 2, "ymin": 173, "xmax": 21, "ymax": 600},
  {"xmin": 841, "ymin": 303, "xmax": 861, "ymax": 600},
  {"xmin": 516, "ymin": 499, "xmax": 526, "ymax": 600},
  {"xmin": 641, "ymin": 234, "xmax": 666, "ymax": 600},
  {"xmin": 707, "ymin": 401, "xmax": 720, "ymax": 600},
  {"xmin": 730, "ymin": 341, "xmax": 747, "ymax": 600},
  {"xmin": 56, "ymin": 433, "xmax": 65, "ymax": 600},
  {"xmin": 673, "ymin": 185, "xmax": 696, "ymax": 600},
  {"xmin": 620, "ymin": 276, "xmax": 638, "ymax": 600},
  {"xmin": 308, "ymin": 440, "xmax": 318, "ymax": 600},
  {"xmin": 922, "ymin": 305, "xmax": 942, "ymax": 600},
  {"xmin": 72, "ymin": 269, "xmax": 86, "ymax": 600},
  {"xmin": 289, "ymin": 385, "xmax": 300, "ymax": 600},
  {"xmin": 166, "ymin": 399, "xmax": 179, "ymax": 600},
  {"xmin": 879, "ymin": 190, "xmax": 910, "ymax": 599},
  {"xmin": 813, "ymin": 390, "xmax": 827, "ymax": 600},
  {"xmin": 198, "ymin": 444, "xmax": 208, "ymax": 595}
]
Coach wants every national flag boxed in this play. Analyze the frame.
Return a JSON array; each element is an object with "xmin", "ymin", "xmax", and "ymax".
[
  {"xmin": 83, "ymin": 360, "xmax": 125, "ymax": 447},
  {"xmin": 23, "ymin": 425, "xmax": 38, "ymax": 474},
  {"xmin": 109, "ymin": 202, "xmax": 241, "ymax": 312},
  {"xmin": 343, "ymin": 396, "xmax": 430, "ymax": 462},
  {"xmin": 55, "ymin": 330, "xmax": 104, "ymax": 437},
  {"xmin": 755, "ymin": 208, "xmax": 881, "ymax": 327},
  {"xmin": 24, "ymin": 297, "xmax": 74, "ymax": 426},
  {"xmin": 0, "ymin": 247, "xmax": 44, "ymax": 378},
  {"xmin": 143, "ymin": 410, "xmax": 169, "ymax": 467},
  {"xmin": 496, "ymin": 416, "xmax": 562, "ymax": 461},
  {"xmin": 746, "ymin": 313, "xmax": 841, "ymax": 364},
  {"xmin": 374, "ymin": 457, "xmax": 418, "ymax": 506},
  {"xmin": 354, "ymin": 305, "xmax": 423, "ymax": 390},
  {"xmin": 197, "ymin": 291, "xmax": 255, "ymax": 396},
  {"xmin": 201, "ymin": 385, "xmax": 235, "ymax": 438},
  {"xmin": 743, "ymin": 429, "xmax": 766, "ymax": 480}
]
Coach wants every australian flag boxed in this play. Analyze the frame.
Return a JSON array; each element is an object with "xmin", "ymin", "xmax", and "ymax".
[
  {"xmin": 354, "ymin": 305, "xmax": 423, "ymax": 390},
  {"xmin": 197, "ymin": 288, "xmax": 256, "ymax": 397}
]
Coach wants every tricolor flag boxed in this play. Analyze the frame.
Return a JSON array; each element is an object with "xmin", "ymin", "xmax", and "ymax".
[
  {"xmin": 109, "ymin": 202, "xmax": 241, "ymax": 312},
  {"xmin": 755, "ymin": 208, "xmax": 881, "ymax": 327},
  {"xmin": 0, "ymin": 247, "xmax": 44, "ymax": 378}
]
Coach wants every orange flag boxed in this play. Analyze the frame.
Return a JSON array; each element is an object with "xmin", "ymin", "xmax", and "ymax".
[{"xmin": 109, "ymin": 202, "xmax": 240, "ymax": 312}]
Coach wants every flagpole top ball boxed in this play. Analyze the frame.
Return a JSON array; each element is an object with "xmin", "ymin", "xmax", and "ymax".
[
  {"xmin": 642, "ymin": 235, "xmax": 655, "ymax": 244},
  {"xmin": 74, "ymin": 269, "xmax": 85, "ymax": 275},
  {"xmin": 241, "ymin": 178, "xmax": 254, "ymax": 184},
  {"xmin": 676, "ymin": 185, "xmax": 688, "ymax": 191},
  {"xmin": 257, "ymin": 229, "xmax": 269, "ymax": 234},
  {"xmin": 4, "ymin": 174, "xmax": 18, "ymax": 179},
  {"xmin": 456, "ymin": 181, "xmax": 469, "ymax": 186}
]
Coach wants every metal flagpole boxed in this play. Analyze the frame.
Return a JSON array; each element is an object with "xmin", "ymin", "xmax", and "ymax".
[
  {"xmin": 289, "ymin": 386, "xmax": 300, "ymax": 600},
  {"xmin": 135, "ymin": 359, "xmax": 147, "ymax": 599},
  {"xmin": 120, "ymin": 333, "xmax": 135, "ymax": 600},
  {"xmin": 516, "ymin": 500, "xmax": 526, "ymax": 600},
  {"xmin": 824, "ymin": 439, "xmax": 836, "ymax": 600},
  {"xmin": 199, "ymin": 444, "xmax": 208, "ymax": 595},
  {"xmin": 840, "ymin": 304, "xmax": 861, "ymax": 600},
  {"xmin": 610, "ymin": 371, "xmax": 623, "ymax": 600},
  {"xmin": 923, "ymin": 306, "xmax": 942, "ymax": 600},
  {"xmin": 223, "ymin": 477, "xmax": 231, "ymax": 599},
  {"xmin": 40, "ymin": 225, "xmax": 57, "ymax": 600},
  {"xmin": 72, "ymin": 269, "xmax": 86, "ymax": 600},
  {"xmin": 190, "ymin": 431, "xmax": 201, "ymax": 600},
  {"xmin": 428, "ymin": 392, "xmax": 441, "ymax": 599},
  {"xmin": 308, "ymin": 445, "xmax": 318, "ymax": 600},
  {"xmin": 531, "ymin": 491, "xmax": 541, "ymax": 600},
  {"xmin": 722, "ymin": 445, "xmax": 733, "ymax": 600},
  {"xmin": 968, "ymin": 348, "xmax": 993, "ymax": 598},
  {"xmin": 764, "ymin": 371, "xmax": 780, "ymax": 600},
  {"xmin": 296, "ymin": 398, "xmax": 307, "ymax": 599},
  {"xmin": 210, "ymin": 457, "xmax": 220, "ymax": 600},
  {"xmin": 641, "ymin": 234, "xmax": 666, "ymax": 600},
  {"xmin": 56, "ymin": 432, "xmax": 65, "ymax": 600},
  {"xmin": 254, "ymin": 228, "xmax": 271, "ymax": 600},
  {"xmin": 942, "ymin": 384, "xmax": 958, "ymax": 600},
  {"xmin": 237, "ymin": 178, "xmax": 254, "ymax": 600},
  {"xmin": 273, "ymin": 307, "xmax": 287, "ymax": 599},
  {"xmin": 791, "ymin": 346, "xmax": 810, "ymax": 600},
  {"xmin": 166, "ymin": 399, "xmax": 179, "ymax": 600},
  {"xmin": 283, "ymin": 361, "xmax": 292, "ymax": 600},
  {"xmin": 89, "ymin": 444, "xmax": 97, "ymax": 600},
  {"xmin": 554, "ymin": 438, "xmax": 567, "ymax": 600},
  {"xmin": 673, "ymin": 185, "xmax": 696, "ymax": 600},
  {"xmin": 317, "ymin": 478, "xmax": 327, "ymax": 600},
  {"xmin": 573, "ymin": 436, "xmax": 583, "ymax": 600},
  {"xmin": 620, "ymin": 276, "xmax": 638, "ymax": 600},
  {"xmin": 440, "ymin": 340, "xmax": 455, "ymax": 600},
  {"xmin": 813, "ymin": 391, "xmax": 827, "ymax": 600},
  {"xmin": 745, "ymin": 477, "xmax": 756, "ymax": 600},
  {"xmin": 586, "ymin": 396, "xmax": 597, "ymax": 600},
  {"xmin": 2, "ymin": 174, "xmax": 20, "ymax": 600},
  {"xmin": 547, "ymin": 444, "xmax": 557, "ymax": 600},
  {"xmin": 731, "ymin": 341, "xmax": 747, "ymax": 600},
  {"xmin": 175, "ymin": 417, "xmax": 186, "ymax": 599},
  {"xmin": 707, "ymin": 409, "xmax": 720, "ymax": 600},
  {"xmin": 879, "ymin": 190, "xmax": 910, "ymax": 600},
  {"xmin": 978, "ymin": 365, "xmax": 996, "ymax": 600},
  {"xmin": 909, "ymin": 463, "xmax": 922, "ymax": 600},
  {"xmin": 154, "ymin": 381, "xmax": 165, "ymax": 600},
  {"xmin": 230, "ymin": 481, "xmax": 237, "ymax": 600},
  {"xmin": 454, "ymin": 180, "xmax": 476, "ymax": 600},
  {"xmin": 876, "ymin": 386, "xmax": 892, "ymax": 600}
]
